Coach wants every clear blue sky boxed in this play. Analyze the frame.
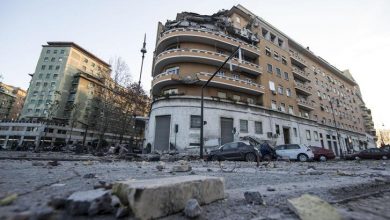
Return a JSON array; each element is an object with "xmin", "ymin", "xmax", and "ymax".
[{"xmin": 1, "ymin": 0, "xmax": 389, "ymax": 129}]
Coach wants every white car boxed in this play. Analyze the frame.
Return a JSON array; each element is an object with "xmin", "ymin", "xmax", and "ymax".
[{"xmin": 275, "ymin": 144, "xmax": 314, "ymax": 162}]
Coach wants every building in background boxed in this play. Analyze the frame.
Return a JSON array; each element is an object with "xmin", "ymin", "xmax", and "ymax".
[
  {"xmin": 146, "ymin": 4, "xmax": 376, "ymax": 154},
  {"xmin": 0, "ymin": 82, "xmax": 26, "ymax": 120},
  {"xmin": 376, "ymin": 129, "xmax": 390, "ymax": 147}
]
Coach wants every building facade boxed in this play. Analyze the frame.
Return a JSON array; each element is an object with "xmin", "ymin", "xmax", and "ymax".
[
  {"xmin": 0, "ymin": 82, "xmax": 26, "ymax": 120},
  {"xmin": 145, "ymin": 5, "xmax": 376, "ymax": 155}
]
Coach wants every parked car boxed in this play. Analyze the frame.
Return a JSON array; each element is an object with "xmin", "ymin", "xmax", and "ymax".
[
  {"xmin": 275, "ymin": 144, "xmax": 314, "ymax": 162},
  {"xmin": 240, "ymin": 136, "xmax": 277, "ymax": 161},
  {"xmin": 207, "ymin": 141, "xmax": 261, "ymax": 162},
  {"xmin": 345, "ymin": 148, "xmax": 388, "ymax": 160},
  {"xmin": 309, "ymin": 146, "xmax": 336, "ymax": 161}
]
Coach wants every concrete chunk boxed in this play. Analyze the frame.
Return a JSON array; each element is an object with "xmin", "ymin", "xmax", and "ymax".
[
  {"xmin": 287, "ymin": 194, "xmax": 341, "ymax": 220},
  {"xmin": 112, "ymin": 175, "xmax": 224, "ymax": 219}
]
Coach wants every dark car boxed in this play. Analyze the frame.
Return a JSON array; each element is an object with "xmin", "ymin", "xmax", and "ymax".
[
  {"xmin": 345, "ymin": 148, "xmax": 388, "ymax": 160},
  {"xmin": 207, "ymin": 141, "xmax": 260, "ymax": 162},
  {"xmin": 240, "ymin": 136, "xmax": 277, "ymax": 161},
  {"xmin": 309, "ymin": 146, "xmax": 336, "ymax": 161}
]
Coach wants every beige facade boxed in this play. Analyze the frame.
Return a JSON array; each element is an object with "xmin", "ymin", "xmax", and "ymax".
[
  {"xmin": 146, "ymin": 5, "xmax": 375, "ymax": 153},
  {"xmin": 0, "ymin": 82, "xmax": 26, "ymax": 120}
]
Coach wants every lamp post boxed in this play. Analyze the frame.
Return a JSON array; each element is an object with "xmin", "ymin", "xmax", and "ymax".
[
  {"xmin": 199, "ymin": 46, "xmax": 240, "ymax": 158},
  {"xmin": 329, "ymin": 98, "xmax": 343, "ymax": 157}
]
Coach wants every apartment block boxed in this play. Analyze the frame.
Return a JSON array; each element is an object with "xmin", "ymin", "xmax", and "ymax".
[
  {"xmin": 20, "ymin": 42, "xmax": 111, "ymax": 125},
  {"xmin": 146, "ymin": 5, "xmax": 376, "ymax": 155},
  {"xmin": 0, "ymin": 82, "xmax": 26, "ymax": 120}
]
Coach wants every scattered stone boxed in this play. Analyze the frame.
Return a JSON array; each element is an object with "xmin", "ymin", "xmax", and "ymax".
[
  {"xmin": 115, "ymin": 206, "xmax": 129, "ymax": 218},
  {"xmin": 50, "ymin": 183, "xmax": 66, "ymax": 187},
  {"xmin": 171, "ymin": 160, "xmax": 192, "ymax": 172},
  {"xmin": 207, "ymin": 168, "xmax": 213, "ymax": 172},
  {"xmin": 183, "ymin": 199, "xmax": 202, "ymax": 218},
  {"xmin": 156, "ymin": 161, "xmax": 166, "ymax": 171},
  {"xmin": 0, "ymin": 193, "xmax": 18, "ymax": 206},
  {"xmin": 287, "ymin": 194, "xmax": 341, "ymax": 220},
  {"xmin": 83, "ymin": 161, "xmax": 93, "ymax": 165},
  {"xmin": 48, "ymin": 197, "xmax": 67, "ymax": 209},
  {"xmin": 305, "ymin": 168, "xmax": 324, "ymax": 175},
  {"xmin": 112, "ymin": 175, "xmax": 224, "ymax": 219},
  {"xmin": 47, "ymin": 160, "xmax": 60, "ymax": 166},
  {"xmin": 267, "ymin": 187, "xmax": 276, "ymax": 192},
  {"xmin": 32, "ymin": 162, "xmax": 45, "ymax": 166},
  {"xmin": 83, "ymin": 173, "xmax": 96, "ymax": 179},
  {"xmin": 307, "ymin": 165, "xmax": 316, "ymax": 170},
  {"xmin": 189, "ymin": 171, "xmax": 196, "ymax": 175},
  {"xmin": 32, "ymin": 206, "xmax": 54, "ymax": 220},
  {"xmin": 66, "ymin": 189, "xmax": 112, "ymax": 216},
  {"xmin": 111, "ymin": 195, "xmax": 121, "ymax": 208},
  {"xmin": 336, "ymin": 170, "xmax": 355, "ymax": 176},
  {"xmin": 244, "ymin": 191, "xmax": 264, "ymax": 205}
]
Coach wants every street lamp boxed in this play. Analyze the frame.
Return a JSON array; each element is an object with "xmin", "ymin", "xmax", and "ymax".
[
  {"xmin": 329, "ymin": 98, "xmax": 343, "ymax": 157},
  {"xmin": 199, "ymin": 46, "xmax": 241, "ymax": 158}
]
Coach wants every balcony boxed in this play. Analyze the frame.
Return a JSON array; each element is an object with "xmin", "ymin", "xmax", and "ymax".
[
  {"xmin": 154, "ymin": 48, "xmax": 262, "ymax": 77},
  {"xmin": 156, "ymin": 28, "xmax": 260, "ymax": 58},
  {"xmin": 151, "ymin": 71, "xmax": 265, "ymax": 95},
  {"xmin": 292, "ymin": 67, "xmax": 310, "ymax": 82},
  {"xmin": 289, "ymin": 50, "xmax": 307, "ymax": 68},
  {"xmin": 297, "ymin": 99, "xmax": 315, "ymax": 111},
  {"xmin": 294, "ymin": 81, "xmax": 312, "ymax": 96}
]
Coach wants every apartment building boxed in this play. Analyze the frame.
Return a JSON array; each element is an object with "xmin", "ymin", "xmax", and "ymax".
[
  {"xmin": 20, "ymin": 42, "xmax": 111, "ymax": 124},
  {"xmin": 0, "ymin": 82, "xmax": 26, "ymax": 120},
  {"xmin": 146, "ymin": 5, "xmax": 376, "ymax": 155}
]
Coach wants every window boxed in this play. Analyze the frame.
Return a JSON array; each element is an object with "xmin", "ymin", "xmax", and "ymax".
[
  {"xmin": 190, "ymin": 115, "xmax": 201, "ymax": 128},
  {"xmin": 35, "ymin": 109, "xmax": 40, "ymax": 113},
  {"xmin": 163, "ymin": 88, "xmax": 178, "ymax": 95},
  {"xmin": 282, "ymin": 56, "xmax": 287, "ymax": 65},
  {"xmin": 166, "ymin": 66, "xmax": 179, "ymax": 75},
  {"xmin": 293, "ymin": 128, "xmax": 298, "ymax": 137},
  {"xmin": 284, "ymin": 72, "xmax": 289, "ymax": 80},
  {"xmin": 275, "ymin": 124, "xmax": 280, "ymax": 135},
  {"xmin": 267, "ymin": 64, "xmax": 273, "ymax": 73},
  {"xmin": 58, "ymin": 57, "xmax": 63, "ymax": 62},
  {"xmin": 288, "ymin": 105, "xmax": 294, "ymax": 114},
  {"xmin": 48, "ymin": 65, "xmax": 53, "ymax": 70},
  {"xmin": 265, "ymin": 47, "xmax": 271, "ymax": 56},
  {"xmin": 55, "ymin": 65, "xmax": 60, "ymax": 70},
  {"xmin": 271, "ymin": 100, "xmax": 277, "ymax": 110},
  {"xmin": 53, "ymin": 74, "xmax": 58, "ymax": 79},
  {"xmin": 37, "ymin": 100, "xmax": 43, "ymax": 105},
  {"xmin": 306, "ymin": 130, "xmax": 311, "ymax": 140},
  {"xmin": 233, "ymin": 74, "xmax": 239, "ymax": 79},
  {"xmin": 91, "ymin": 62, "xmax": 96, "ymax": 67},
  {"xmin": 82, "ymin": 66, "xmax": 86, "ymax": 71},
  {"xmin": 44, "ymin": 57, "xmax": 49, "ymax": 62},
  {"xmin": 38, "ymin": 73, "xmax": 43, "ymax": 79},
  {"xmin": 255, "ymin": 121, "xmax": 263, "ymax": 134},
  {"xmin": 273, "ymin": 52, "xmax": 279, "ymax": 60},
  {"xmin": 240, "ymin": 120, "xmax": 248, "ymax": 133},
  {"xmin": 43, "ymin": 82, "xmax": 48, "ymax": 87},
  {"xmin": 233, "ymin": 95, "xmax": 240, "ymax": 101},
  {"xmin": 276, "ymin": 68, "xmax": 281, "ymax": 77},
  {"xmin": 46, "ymin": 50, "xmax": 51, "ymax": 54},
  {"xmin": 30, "ymin": 99, "xmax": 36, "ymax": 104},
  {"xmin": 286, "ymin": 88, "xmax": 291, "ymax": 97},
  {"xmin": 53, "ymin": 50, "xmax": 57, "ymax": 54},
  {"xmin": 51, "ymin": 57, "xmax": 55, "ymax": 62},
  {"xmin": 60, "ymin": 49, "xmax": 65, "ymax": 54},
  {"xmin": 36, "ymin": 82, "xmax": 41, "ymax": 87},
  {"xmin": 314, "ymin": 131, "xmax": 319, "ymax": 140},
  {"xmin": 269, "ymin": 81, "xmax": 275, "ymax": 91},
  {"xmin": 32, "ymin": 91, "xmax": 38, "ymax": 97},
  {"xmin": 278, "ymin": 39, "xmax": 284, "ymax": 47},
  {"xmin": 46, "ymin": 73, "xmax": 50, "ymax": 79},
  {"xmin": 280, "ymin": 103, "xmax": 286, "ymax": 112},
  {"xmin": 216, "ymin": 70, "xmax": 225, "ymax": 76},
  {"xmin": 278, "ymin": 85, "xmax": 284, "ymax": 95},
  {"xmin": 41, "ymin": 65, "xmax": 46, "ymax": 70},
  {"xmin": 84, "ymin": 58, "xmax": 89, "ymax": 63},
  {"xmin": 50, "ymin": 82, "xmax": 56, "ymax": 88},
  {"xmin": 247, "ymin": 98, "xmax": 254, "ymax": 104},
  {"xmin": 217, "ymin": 92, "xmax": 226, "ymax": 99}
]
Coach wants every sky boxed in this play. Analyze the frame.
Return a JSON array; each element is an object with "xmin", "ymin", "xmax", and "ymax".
[{"xmin": 0, "ymin": 0, "xmax": 389, "ymax": 129}]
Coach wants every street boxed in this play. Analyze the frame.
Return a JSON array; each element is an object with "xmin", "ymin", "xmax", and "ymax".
[{"xmin": 0, "ymin": 151, "xmax": 389, "ymax": 219}]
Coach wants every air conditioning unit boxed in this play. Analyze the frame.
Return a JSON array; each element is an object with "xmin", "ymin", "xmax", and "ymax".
[{"xmin": 267, "ymin": 132, "xmax": 273, "ymax": 138}]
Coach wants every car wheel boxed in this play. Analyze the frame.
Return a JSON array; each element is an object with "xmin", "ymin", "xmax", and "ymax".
[
  {"xmin": 298, "ymin": 154, "xmax": 308, "ymax": 162},
  {"xmin": 382, "ymin": 155, "xmax": 388, "ymax": 160},
  {"xmin": 263, "ymin": 154, "xmax": 272, "ymax": 161},
  {"xmin": 211, "ymin": 155, "xmax": 219, "ymax": 161},
  {"xmin": 319, "ymin": 155, "xmax": 327, "ymax": 162},
  {"xmin": 245, "ymin": 153, "xmax": 256, "ymax": 162}
]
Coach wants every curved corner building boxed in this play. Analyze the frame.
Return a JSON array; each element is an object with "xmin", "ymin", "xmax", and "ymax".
[{"xmin": 146, "ymin": 5, "xmax": 376, "ymax": 155}]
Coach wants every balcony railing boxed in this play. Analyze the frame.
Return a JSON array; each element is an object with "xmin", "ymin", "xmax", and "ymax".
[
  {"xmin": 289, "ymin": 50, "xmax": 307, "ymax": 67},
  {"xmin": 292, "ymin": 67, "xmax": 310, "ymax": 81},
  {"xmin": 158, "ymin": 28, "xmax": 260, "ymax": 56},
  {"xmin": 296, "ymin": 99, "xmax": 315, "ymax": 110},
  {"xmin": 154, "ymin": 48, "xmax": 263, "ymax": 76},
  {"xmin": 294, "ymin": 81, "xmax": 312, "ymax": 95}
]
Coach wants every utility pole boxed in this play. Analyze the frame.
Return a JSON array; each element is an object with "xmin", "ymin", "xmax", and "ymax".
[
  {"xmin": 329, "ymin": 99, "xmax": 343, "ymax": 157},
  {"xmin": 200, "ymin": 46, "xmax": 240, "ymax": 158}
]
